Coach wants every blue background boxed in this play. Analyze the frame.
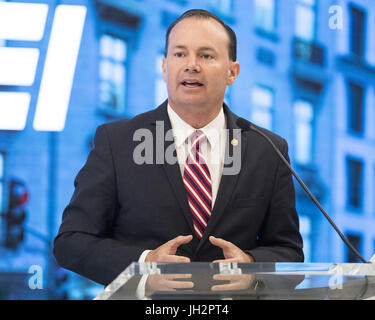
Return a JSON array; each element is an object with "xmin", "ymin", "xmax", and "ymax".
[{"xmin": 0, "ymin": 0, "xmax": 374, "ymax": 299}]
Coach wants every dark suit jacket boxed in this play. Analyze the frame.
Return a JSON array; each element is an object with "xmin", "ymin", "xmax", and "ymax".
[{"xmin": 53, "ymin": 101, "xmax": 304, "ymax": 286}]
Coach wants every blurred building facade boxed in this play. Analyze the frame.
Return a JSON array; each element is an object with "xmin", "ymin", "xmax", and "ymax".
[{"xmin": 0, "ymin": 0, "xmax": 374, "ymax": 299}]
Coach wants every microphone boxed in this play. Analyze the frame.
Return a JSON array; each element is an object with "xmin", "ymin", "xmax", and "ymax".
[{"xmin": 236, "ymin": 117, "xmax": 369, "ymax": 264}]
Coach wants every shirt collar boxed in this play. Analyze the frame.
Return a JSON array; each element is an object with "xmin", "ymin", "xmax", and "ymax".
[{"xmin": 167, "ymin": 104, "xmax": 226, "ymax": 149}]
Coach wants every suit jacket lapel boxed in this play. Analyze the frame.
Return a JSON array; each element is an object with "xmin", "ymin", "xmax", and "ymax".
[
  {"xmin": 151, "ymin": 101, "xmax": 196, "ymax": 235},
  {"xmin": 150, "ymin": 101, "xmax": 249, "ymax": 247},
  {"xmin": 195, "ymin": 104, "xmax": 248, "ymax": 253}
]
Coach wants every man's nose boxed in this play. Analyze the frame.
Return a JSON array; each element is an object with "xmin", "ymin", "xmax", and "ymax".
[{"xmin": 184, "ymin": 57, "xmax": 201, "ymax": 72}]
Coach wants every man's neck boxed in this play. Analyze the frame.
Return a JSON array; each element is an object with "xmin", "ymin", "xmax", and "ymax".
[{"xmin": 168, "ymin": 102, "xmax": 222, "ymax": 129}]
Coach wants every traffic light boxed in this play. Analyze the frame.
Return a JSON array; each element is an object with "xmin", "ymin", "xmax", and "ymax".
[{"xmin": 4, "ymin": 179, "xmax": 28, "ymax": 250}]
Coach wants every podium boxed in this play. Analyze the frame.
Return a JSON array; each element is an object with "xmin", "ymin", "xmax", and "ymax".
[{"xmin": 95, "ymin": 262, "xmax": 375, "ymax": 300}]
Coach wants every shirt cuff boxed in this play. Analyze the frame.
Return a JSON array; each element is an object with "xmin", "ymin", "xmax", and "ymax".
[
  {"xmin": 138, "ymin": 249, "xmax": 151, "ymax": 263},
  {"xmin": 136, "ymin": 250, "xmax": 152, "ymax": 299}
]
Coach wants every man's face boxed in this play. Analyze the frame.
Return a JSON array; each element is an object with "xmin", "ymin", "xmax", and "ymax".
[{"xmin": 163, "ymin": 18, "xmax": 240, "ymax": 111}]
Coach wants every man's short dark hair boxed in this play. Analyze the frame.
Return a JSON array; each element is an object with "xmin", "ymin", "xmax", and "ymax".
[{"xmin": 165, "ymin": 9, "xmax": 237, "ymax": 62}]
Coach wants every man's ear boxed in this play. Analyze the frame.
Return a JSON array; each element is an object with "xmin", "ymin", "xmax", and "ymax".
[
  {"xmin": 227, "ymin": 61, "xmax": 240, "ymax": 85},
  {"xmin": 162, "ymin": 57, "xmax": 167, "ymax": 82}
]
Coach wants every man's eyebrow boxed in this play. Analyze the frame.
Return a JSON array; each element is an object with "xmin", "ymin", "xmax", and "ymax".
[
  {"xmin": 172, "ymin": 45, "xmax": 217, "ymax": 52},
  {"xmin": 197, "ymin": 47, "xmax": 216, "ymax": 52},
  {"xmin": 172, "ymin": 45, "xmax": 188, "ymax": 50}
]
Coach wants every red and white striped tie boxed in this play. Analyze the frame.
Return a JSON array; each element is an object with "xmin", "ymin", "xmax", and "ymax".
[{"xmin": 183, "ymin": 130, "xmax": 212, "ymax": 239}]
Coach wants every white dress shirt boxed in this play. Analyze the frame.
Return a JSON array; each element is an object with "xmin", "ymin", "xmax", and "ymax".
[
  {"xmin": 136, "ymin": 104, "xmax": 227, "ymax": 298},
  {"xmin": 167, "ymin": 103, "xmax": 227, "ymax": 208}
]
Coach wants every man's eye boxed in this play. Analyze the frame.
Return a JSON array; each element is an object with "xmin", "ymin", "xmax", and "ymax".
[
  {"xmin": 202, "ymin": 54, "xmax": 213, "ymax": 59},
  {"xmin": 174, "ymin": 52, "xmax": 184, "ymax": 57}
]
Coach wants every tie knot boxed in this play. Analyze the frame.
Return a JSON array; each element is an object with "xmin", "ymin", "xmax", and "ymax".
[{"xmin": 190, "ymin": 130, "xmax": 206, "ymax": 150}]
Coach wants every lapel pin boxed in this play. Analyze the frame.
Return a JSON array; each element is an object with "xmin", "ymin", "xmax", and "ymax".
[{"xmin": 231, "ymin": 138, "xmax": 238, "ymax": 146}]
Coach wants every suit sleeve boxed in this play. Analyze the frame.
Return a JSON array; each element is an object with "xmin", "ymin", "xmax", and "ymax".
[
  {"xmin": 53, "ymin": 125, "xmax": 144, "ymax": 286},
  {"xmin": 247, "ymin": 139, "xmax": 304, "ymax": 262}
]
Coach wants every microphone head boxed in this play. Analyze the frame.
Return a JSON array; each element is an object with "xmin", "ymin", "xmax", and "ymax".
[{"xmin": 236, "ymin": 117, "xmax": 251, "ymax": 131}]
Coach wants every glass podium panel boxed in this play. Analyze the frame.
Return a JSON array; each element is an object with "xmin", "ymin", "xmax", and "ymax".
[{"xmin": 95, "ymin": 262, "xmax": 375, "ymax": 300}]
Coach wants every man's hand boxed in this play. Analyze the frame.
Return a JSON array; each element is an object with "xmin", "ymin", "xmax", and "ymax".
[
  {"xmin": 209, "ymin": 236, "xmax": 254, "ymax": 263},
  {"xmin": 145, "ymin": 235, "xmax": 193, "ymax": 263},
  {"xmin": 145, "ymin": 274, "xmax": 194, "ymax": 296},
  {"xmin": 211, "ymin": 274, "xmax": 255, "ymax": 291}
]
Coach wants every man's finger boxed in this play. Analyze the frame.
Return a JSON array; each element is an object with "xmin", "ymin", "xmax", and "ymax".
[
  {"xmin": 165, "ymin": 274, "xmax": 192, "ymax": 280},
  {"xmin": 165, "ymin": 280, "xmax": 194, "ymax": 289},
  {"xmin": 211, "ymin": 258, "xmax": 237, "ymax": 263},
  {"xmin": 165, "ymin": 254, "xmax": 191, "ymax": 263},
  {"xmin": 213, "ymin": 274, "xmax": 239, "ymax": 281},
  {"xmin": 211, "ymin": 282, "xmax": 243, "ymax": 291},
  {"xmin": 168, "ymin": 235, "xmax": 193, "ymax": 253},
  {"xmin": 209, "ymin": 236, "xmax": 233, "ymax": 249}
]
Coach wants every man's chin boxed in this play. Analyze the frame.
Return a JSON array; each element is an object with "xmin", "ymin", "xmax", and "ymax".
[{"xmin": 173, "ymin": 98, "xmax": 208, "ymax": 109}]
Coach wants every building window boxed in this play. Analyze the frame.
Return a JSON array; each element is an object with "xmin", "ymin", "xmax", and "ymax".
[
  {"xmin": 294, "ymin": 100, "xmax": 314, "ymax": 164},
  {"xmin": 251, "ymin": 85, "xmax": 273, "ymax": 130},
  {"xmin": 155, "ymin": 53, "xmax": 168, "ymax": 107},
  {"xmin": 0, "ymin": 151, "xmax": 4, "ymax": 213},
  {"xmin": 209, "ymin": 0, "xmax": 233, "ymax": 15},
  {"xmin": 295, "ymin": 0, "xmax": 316, "ymax": 41},
  {"xmin": 299, "ymin": 215, "xmax": 312, "ymax": 262},
  {"xmin": 99, "ymin": 33, "xmax": 127, "ymax": 114},
  {"xmin": 347, "ymin": 81, "xmax": 364, "ymax": 135},
  {"xmin": 256, "ymin": 46, "xmax": 275, "ymax": 67},
  {"xmin": 345, "ymin": 232, "xmax": 362, "ymax": 262},
  {"xmin": 346, "ymin": 157, "xmax": 364, "ymax": 210},
  {"xmin": 254, "ymin": 0, "xmax": 276, "ymax": 33},
  {"xmin": 349, "ymin": 5, "xmax": 366, "ymax": 58},
  {"xmin": 224, "ymin": 85, "xmax": 231, "ymax": 106}
]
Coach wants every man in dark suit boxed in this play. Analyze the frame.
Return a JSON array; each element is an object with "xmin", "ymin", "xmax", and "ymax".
[{"xmin": 53, "ymin": 9, "xmax": 303, "ymax": 287}]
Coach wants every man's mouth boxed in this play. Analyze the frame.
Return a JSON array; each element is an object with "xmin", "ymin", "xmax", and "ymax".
[{"xmin": 181, "ymin": 81, "xmax": 204, "ymax": 88}]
